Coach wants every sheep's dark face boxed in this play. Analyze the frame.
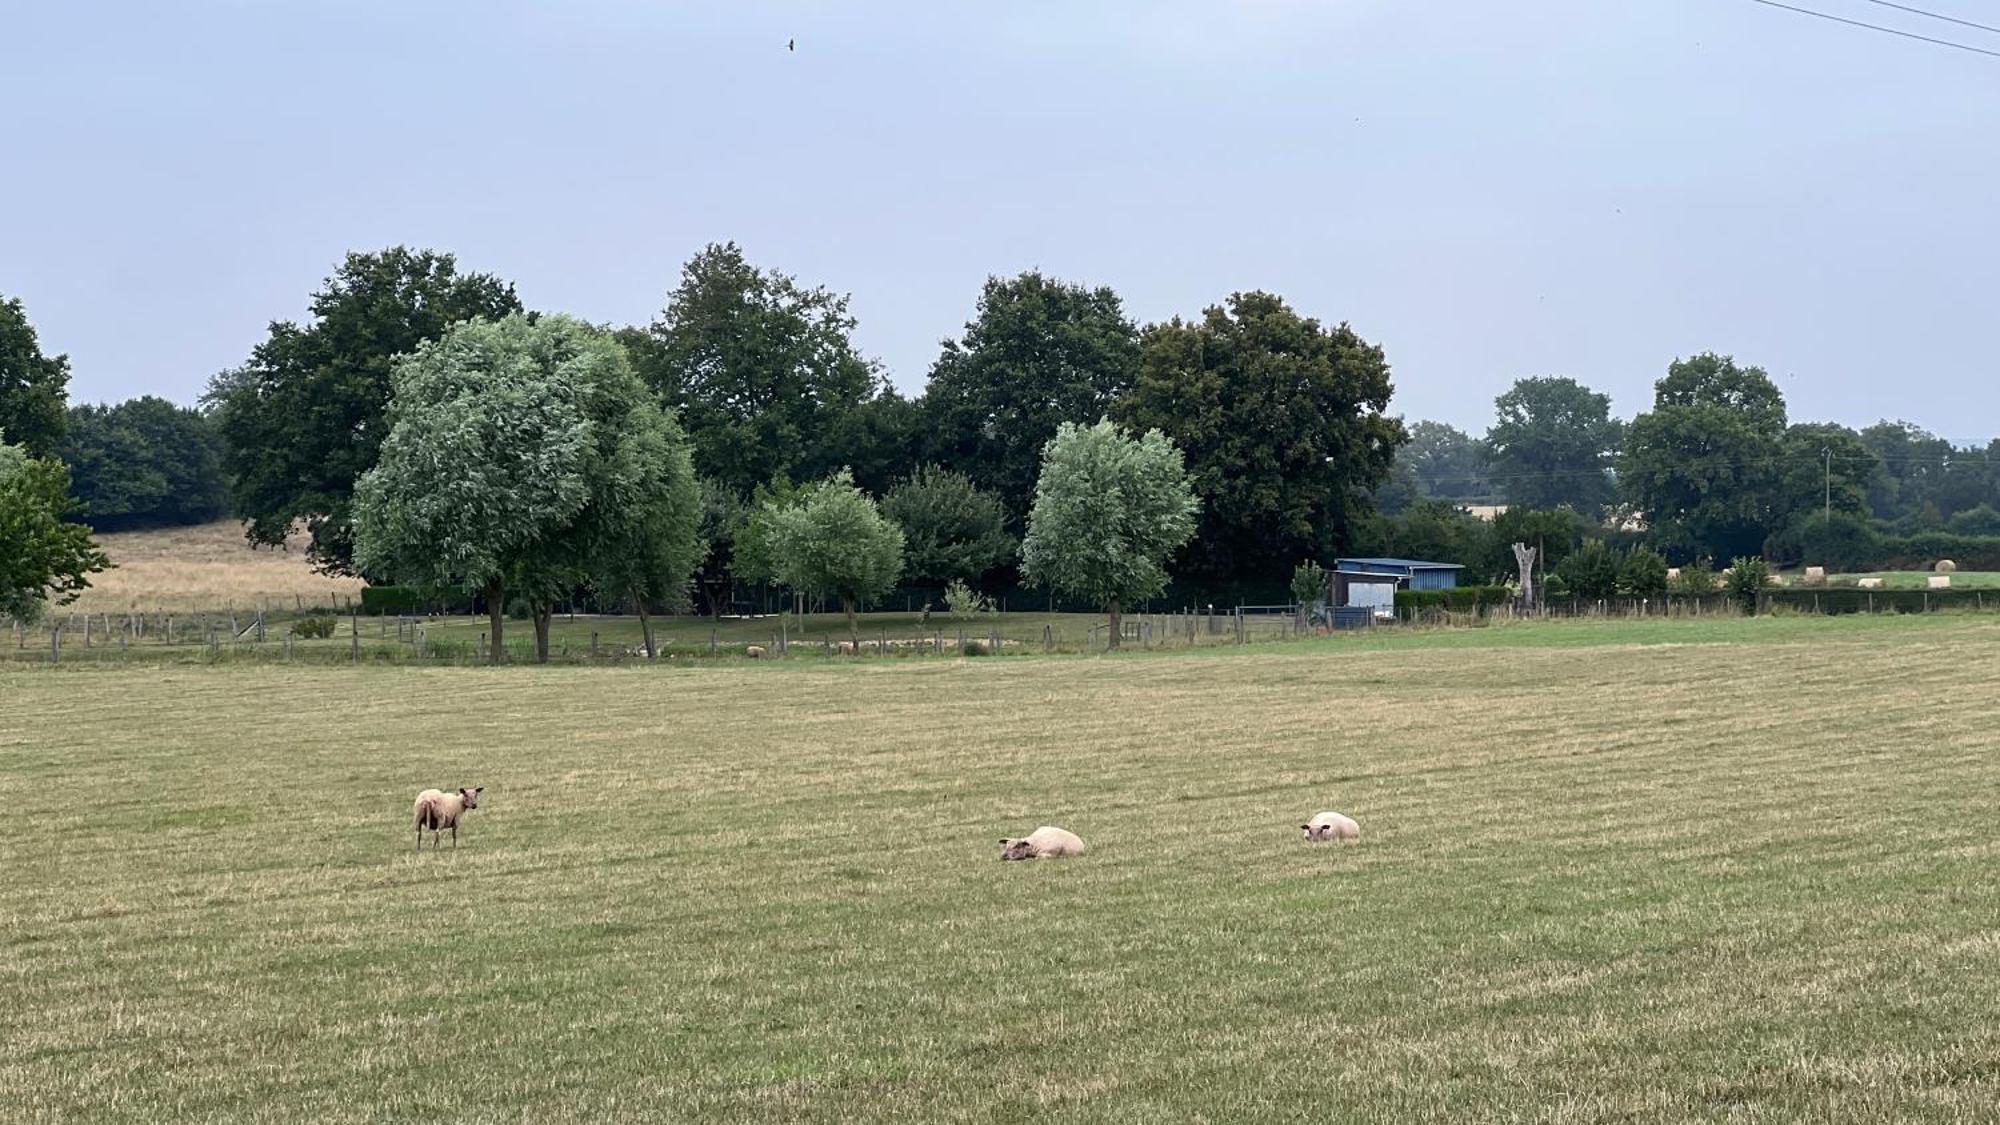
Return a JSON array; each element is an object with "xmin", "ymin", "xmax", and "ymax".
[
  {"xmin": 1000, "ymin": 838, "xmax": 1036, "ymax": 861},
  {"xmin": 1302, "ymin": 823, "xmax": 1334, "ymax": 842},
  {"xmin": 460, "ymin": 787, "xmax": 483, "ymax": 810}
]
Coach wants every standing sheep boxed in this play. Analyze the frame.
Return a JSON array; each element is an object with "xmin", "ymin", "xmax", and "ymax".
[
  {"xmin": 1000, "ymin": 825, "xmax": 1086, "ymax": 860},
  {"xmin": 413, "ymin": 787, "xmax": 483, "ymax": 851},
  {"xmin": 1300, "ymin": 810, "xmax": 1360, "ymax": 843}
]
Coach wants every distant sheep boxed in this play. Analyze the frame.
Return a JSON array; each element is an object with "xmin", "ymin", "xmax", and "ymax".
[
  {"xmin": 1929, "ymin": 575, "xmax": 1951, "ymax": 589},
  {"xmin": 1000, "ymin": 825, "xmax": 1085, "ymax": 860},
  {"xmin": 1936, "ymin": 559, "xmax": 1958, "ymax": 573},
  {"xmin": 1666, "ymin": 567, "xmax": 1681, "ymax": 582},
  {"xmin": 1857, "ymin": 577, "xmax": 1884, "ymax": 589},
  {"xmin": 1301, "ymin": 811, "xmax": 1360, "ymax": 843},
  {"xmin": 835, "ymin": 641, "xmax": 856, "ymax": 656},
  {"xmin": 745, "ymin": 645, "xmax": 767, "ymax": 658},
  {"xmin": 413, "ymin": 787, "xmax": 482, "ymax": 851}
]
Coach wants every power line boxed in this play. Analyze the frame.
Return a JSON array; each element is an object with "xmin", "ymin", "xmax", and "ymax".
[
  {"xmin": 1741, "ymin": 0, "xmax": 2000, "ymax": 58},
  {"xmin": 1854, "ymin": 0, "xmax": 2000, "ymax": 38}
]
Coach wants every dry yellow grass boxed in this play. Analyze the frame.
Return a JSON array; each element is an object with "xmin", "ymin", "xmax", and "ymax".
[{"xmin": 69, "ymin": 520, "xmax": 364, "ymax": 613}]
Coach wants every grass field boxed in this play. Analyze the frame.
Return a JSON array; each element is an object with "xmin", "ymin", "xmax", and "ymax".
[
  {"xmin": 70, "ymin": 520, "xmax": 365, "ymax": 614},
  {"xmin": 5, "ymin": 615, "xmax": 2000, "ymax": 1121},
  {"xmin": 1834, "ymin": 570, "xmax": 2000, "ymax": 590}
]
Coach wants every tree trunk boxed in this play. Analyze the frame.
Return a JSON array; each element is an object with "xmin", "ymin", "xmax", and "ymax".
[
  {"xmin": 1107, "ymin": 598, "xmax": 1123, "ymax": 650},
  {"xmin": 533, "ymin": 607, "xmax": 552, "ymax": 664},
  {"xmin": 485, "ymin": 578, "xmax": 505, "ymax": 665},
  {"xmin": 637, "ymin": 599, "xmax": 656, "ymax": 659},
  {"xmin": 843, "ymin": 593, "xmax": 858, "ymax": 640}
]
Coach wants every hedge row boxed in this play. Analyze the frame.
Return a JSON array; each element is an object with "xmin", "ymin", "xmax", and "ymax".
[
  {"xmin": 1762, "ymin": 587, "xmax": 1998, "ymax": 615},
  {"xmin": 1393, "ymin": 585, "xmax": 1514, "ymax": 610},
  {"xmin": 1767, "ymin": 517, "xmax": 2000, "ymax": 572}
]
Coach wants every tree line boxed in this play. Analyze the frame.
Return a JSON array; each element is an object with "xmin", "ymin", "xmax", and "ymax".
[{"xmin": 5, "ymin": 243, "xmax": 2000, "ymax": 629}]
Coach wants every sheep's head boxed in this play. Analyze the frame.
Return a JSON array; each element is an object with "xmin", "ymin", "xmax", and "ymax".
[
  {"xmin": 459, "ymin": 787, "xmax": 483, "ymax": 810},
  {"xmin": 1301, "ymin": 822, "xmax": 1333, "ymax": 842},
  {"xmin": 999, "ymin": 837, "xmax": 1036, "ymax": 861}
]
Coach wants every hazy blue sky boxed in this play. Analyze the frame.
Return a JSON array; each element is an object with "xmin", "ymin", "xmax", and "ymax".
[{"xmin": 5, "ymin": 1, "xmax": 1997, "ymax": 440}]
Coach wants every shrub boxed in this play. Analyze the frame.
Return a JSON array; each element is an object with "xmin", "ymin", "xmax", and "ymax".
[
  {"xmin": 1290, "ymin": 560, "xmax": 1328, "ymax": 607},
  {"xmin": 1393, "ymin": 585, "xmax": 1514, "ymax": 610},
  {"xmin": 292, "ymin": 615, "xmax": 337, "ymax": 639},
  {"xmin": 1670, "ymin": 558, "xmax": 1716, "ymax": 597},
  {"xmin": 943, "ymin": 579, "xmax": 992, "ymax": 620},
  {"xmin": 1620, "ymin": 546, "xmax": 1669, "ymax": 597},
  {"xmin": 1947, "ymin": 504, "xmax": 2000, "ymax": 537},
  {"xmin": 1556, "ymin": 540, "xmax": 1622, "ymax": 600},
  {"xmin": 1725, "ymin": 556, "xmax": 1772, "ymax": 612}
]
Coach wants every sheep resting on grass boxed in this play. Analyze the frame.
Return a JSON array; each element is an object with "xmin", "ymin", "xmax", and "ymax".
[
  {"xmin": 1301, "ymin": 811, "xmax": 1360, "ymax": 843},
  {"xmin": 414, "ymin": 787, "xmax": 482, "ymax": 851},
  {"xmin": 1000, "ymin": 826, "xmax": 1086, "ymax": 860}
]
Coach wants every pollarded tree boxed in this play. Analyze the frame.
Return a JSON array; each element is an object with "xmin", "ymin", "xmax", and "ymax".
[
  {"xmin": 353, "ymin": 313, "xmax": 697, "ymax": 663},
  {"xmin": 0, "ymin": 295, "xmax": 72, "ymax": 459},
  {"xmin": 1020, "ymin": 419, "xmax": 1199, "ymax": 649},
  {"xmin": 754, "ymin": 469, "xmax": 905, "ymax": 638},
  {"xmin": 0, "ymin": 436, "xmax": 109, "ymax": 624},
  {"xmin": 880, "ymin": 466, "xmax": 1015, "ymax": 588},
  {"xmin": 575, "ymin": 405, "xmax": 703, "ymax": 661},
  {"xmin": 1118, "ymin": 291, "xmax": 1403, "ymax": 586},
  {"xmin": 207, "ymin": 248, "xmax": 521, "ymax": 574}
]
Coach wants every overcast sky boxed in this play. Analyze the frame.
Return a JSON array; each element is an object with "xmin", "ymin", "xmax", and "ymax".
[{"xmin": 5, "ymin": 1, "xmax": 1997, "ymax": 441}]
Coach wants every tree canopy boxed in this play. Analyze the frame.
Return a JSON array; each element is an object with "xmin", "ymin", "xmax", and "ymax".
[
  {"xmin": 60, "ymin": 397, "xmax": 227, "ymax": 531},
  {"xmin": 1399, "ymin": 420, "xmax": 1491, "ymax": 501},
  {"xmin": 1119, "ymin": 291, "xmax": 1402, "ymax": 586},
  {"xmin": 0, "ymin": 438, "xmax": 109, "ymax": 624},
  {"xmin": 0, "ymin": 295, "xmax": 72, "ymax": 458},
  {"xmin": 921, "ymin": 271, "xmax": 1141, "ymax": 528},
  {"xmin": 752, "ymin": 469, "xmax": 905, "ymax": 635},
  {"xmin": 352, "ymin": 313, "xmax": 697, "ymax": 662},
  {"xmin": 880, "ymin": 466, "xmax": 1015, "ymax": 588},
  {"xmin": 628, "ymin": 243, "xmax": 890, "ymax": 499},
  {"xmin": 1621, "ymin": 354, "xmax": 1787, "ymax": 559},
  {"xmin": 1485, "ymin": 376, "xmax": 1621, "ymax": 512},
  {"xmin": 1020, "ymin": 419, "xmax": 1199, "ymax": 647},
  {"xmin": 207, "ymin": 247, "xmax": 520, "ymax": 574}
]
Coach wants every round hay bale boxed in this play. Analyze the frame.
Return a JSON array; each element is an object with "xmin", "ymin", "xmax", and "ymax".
[{"xmin": 1935, "ymin": 559, "xmax": 1957, "ymax": 573}]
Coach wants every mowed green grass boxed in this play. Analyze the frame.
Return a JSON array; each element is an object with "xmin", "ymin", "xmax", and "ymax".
[{"xmin": 4, "ymin": 617, "xmax": 2000, "ymax": 1122}]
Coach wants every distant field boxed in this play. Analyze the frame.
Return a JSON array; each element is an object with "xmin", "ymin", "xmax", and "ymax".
[
  {"xmin": 69, "ymin": 520, "xmax": 364, "ymax": 613},
  {"xmin": 6, "ymin": 614, "xmax": 2000, "ymax": 1121},
  {"xmin": 1831, "ymin": 570, "xmax": 2000, "ymax": 590}
]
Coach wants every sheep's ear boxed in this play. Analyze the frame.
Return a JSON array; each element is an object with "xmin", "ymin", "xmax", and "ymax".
[
  {"xmin": 473, "ymin": 787, "xmax": 483, "ymax": 794},
  {"xmin": 999, "ymin": 838, "xmax": 1010, "ymax": 845}
]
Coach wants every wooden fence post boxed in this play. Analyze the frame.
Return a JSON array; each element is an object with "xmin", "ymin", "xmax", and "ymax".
[
  {"xmin": 50, "ymin": 625, "xmax": 60, "ymax": 664},
  {"xmin": 351, "ymin": 609, "xmax": 361, "ymax": 662},
  {"xmin": 1044, "ymin": 624, "xmax": 1052, "ymax": 652}
]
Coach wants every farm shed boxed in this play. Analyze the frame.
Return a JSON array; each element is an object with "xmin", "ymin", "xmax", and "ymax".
[{"xmin": 1330, "ymin": 557, "xmax": 1465, "ymax": 621}]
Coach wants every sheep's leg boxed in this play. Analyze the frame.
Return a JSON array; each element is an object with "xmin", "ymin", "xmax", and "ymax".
[
  {"xmin": 451, "ymin": 824, "xmax": 458, "ymax": 850},
  {"xmin": 415, "ymin": 825, "xmax": 421, "ymax": 852}
]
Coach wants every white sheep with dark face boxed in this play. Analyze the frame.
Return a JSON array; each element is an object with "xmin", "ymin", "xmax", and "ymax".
[
  {"xmin": 1300, "ymin": 811, "xmax": 1359, "ymax": 844},
  {"xmin": 413, "ymin": 787, "xmax": 483, "ymax": 850},
  {"xmin": 1000, "ymin": 825, "xmax": 1085, "ymax": 860}
]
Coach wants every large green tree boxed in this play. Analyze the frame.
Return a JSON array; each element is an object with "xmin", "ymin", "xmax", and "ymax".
[
  {"xmin": 60, "ymin": 397, "xmax": 227, "ymax": 531},
  {"xmin": 1020, "ymin": 419, "xmax": 1199, "ymax": 648},
  {"xmin": 353, "ymin": 314, "xmax": 698, "ymax": 663},
  {"xmin": 627, "ymin": 243, "xmax": 890, "ymax": 499},
  {"xmin": 1772, "ymin": 422, "xmax": 1876, "ymax": 527},
  {"xmin": 880, "ymin": 465, "xmax": 1015, "ymax": 587},
  {"xmin": 751, "ymin": 469, "xmax": 905, "ymax": 637},
  {"xmin": 1399, "ymin": 420, "xmax": 1491, "ymax": 501},
  {"xmin": 921, "ymin": 271, "xmax": 1141, "ymax": 527},
  {"xmin": 1484, "ymin": 377, "xmax": 1622, "ymax": 512},
  {"xmin": 0, "ymin": 295, "xmax": 72, "ymax": 458},
  {"xmin": 1621, "ymin": 353, "xmax": 1787, "ymax": 559},
  {"xmin": 207, "ymin": 248, "xmax": 520, "ymax": 573},
  {"xmin": 0, "ymin": 438, "xmax": 109, "ymax": 624},
  {"xmin": 1118, "ymin": 291, "xmax": 1403, "ymax": 586}
]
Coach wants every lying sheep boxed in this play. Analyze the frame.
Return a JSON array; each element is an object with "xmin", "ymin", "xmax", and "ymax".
[
  {"xmin": 1301, "ymin": 810, "xmax": 1360, "ymax": 843},
  {"xmin": 1000, "ymin": 825, "xmax": 1085, "ymax": 860},
  {"xmin": 413, "ymin": 786, "xmax": 482, "ymax": 851}
]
